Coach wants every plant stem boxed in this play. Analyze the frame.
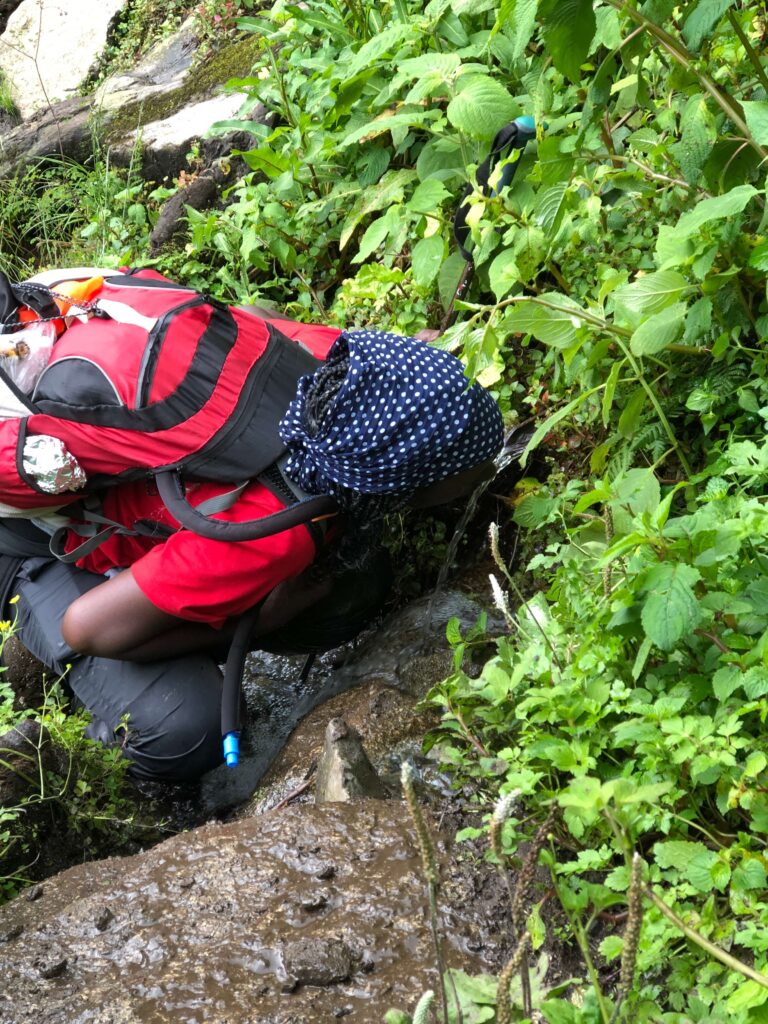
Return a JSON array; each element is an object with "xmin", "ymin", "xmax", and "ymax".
[
  {"xmin": 645, "ymin": 885, "xmax": 768, "ymax": 989},
  {"xmin": 727, "ymin": 10, "xmax": 768, "ymax": 93},
  {"xmin": 611, "ymin": 335, "xmax": 693, "ymax": 477}
]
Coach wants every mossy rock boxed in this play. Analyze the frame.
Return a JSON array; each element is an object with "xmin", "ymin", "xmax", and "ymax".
[{"xmin": 104, "ymin": 34, "xmax": 261, "ymax": 144}]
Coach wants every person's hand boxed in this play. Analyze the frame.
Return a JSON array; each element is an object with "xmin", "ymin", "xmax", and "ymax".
[{"xmin": 414, "ymin": 328, "xmax": 441, "ymax": 343}]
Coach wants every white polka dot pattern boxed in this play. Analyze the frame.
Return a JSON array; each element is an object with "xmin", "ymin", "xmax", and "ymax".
[{"xmin": 279, "ymin": 329, "xmax": 503, "ymax": 496}]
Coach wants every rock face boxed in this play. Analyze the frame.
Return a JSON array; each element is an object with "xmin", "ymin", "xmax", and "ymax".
[
  {"xmin": 314, "ymin": 717, "xmax": 388, "ymax": 803},
  {"xmin": 202, "ymin": 588, "xmax": 491, "ymax": 812},
  {"xmin": 0, "ymin": 801, "xmax": 498, "ymax": 1023},
  {"xmin": 0, "ymin": 18, "xmax": 264, "ymax": 182},
  {"xmin": 0, "ymin": 0, "xmax": 129, "ymax": 119}
]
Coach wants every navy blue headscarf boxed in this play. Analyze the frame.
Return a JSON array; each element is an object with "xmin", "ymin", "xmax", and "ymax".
[{"xmin": 279, "ymin": 328, "xmax": 503, "ymax": 496}]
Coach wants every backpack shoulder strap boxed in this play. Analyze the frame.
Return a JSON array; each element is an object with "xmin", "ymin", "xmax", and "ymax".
[{"xmin": 155, "ymin": 469, "xmax": 338, "ymax": 543}]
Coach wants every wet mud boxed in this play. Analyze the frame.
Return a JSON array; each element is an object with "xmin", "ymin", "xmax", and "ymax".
[{"xmin": 0, "ymin": 801, "xmax": 502, "ymax": 1024}]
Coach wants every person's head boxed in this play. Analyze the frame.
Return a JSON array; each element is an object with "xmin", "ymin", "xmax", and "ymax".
[
  {"xmin": 279, "ymin": 329, "xmax": 503, "ymax": 566},
  {"xmin": 281, "ymin": 328, "xmax": 503, "ymax": 495}
]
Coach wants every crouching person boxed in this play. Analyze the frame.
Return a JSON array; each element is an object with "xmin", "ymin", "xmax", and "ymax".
[{"xmin": 0, "ymin": 328, "xmax": 503, "ymax": 782}]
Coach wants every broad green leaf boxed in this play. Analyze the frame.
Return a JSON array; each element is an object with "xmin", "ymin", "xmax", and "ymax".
[
  {"xmin": 687, "ymin": 848, "xmax": 721, "ymax": 891},
  {"xmin": 357, "ymin": 147, "xmax": 390, "ymax": 188},
  {"xmin": 447, "ymin": 970, "xmax": 499, "ymax": 1007},
  {"xmin": 446, "ymin": 75, "xmax": 518, "ymax": 139},
  {"xmin": 240, "ymin": 146, "xmax": 291, "ymax": 178},
  {"xmin": 352, "ymin": 207, "xmax": 400, "ymax": 264},
  {"xmin": 641, "ymin": 562, "xmax": 702, "ymax": 650},
  {"xmin": 407, "ymin": 179, "xmax": 450, "ymax": 213},
  {"xmin": 673, "ymin": 184, "xmax": 758, "ymax": 240},
  {"xmin": 540, "ymin": 1002, "xmax": 580, "ymax": 1024},
  {"xmin": 727, "ymin": 980, "xmax": 768, "ymax": 1013},
  {"xmin": 749, "ymin": 240, "xmax": 768, "ymax": 271},
  {"xmin": 506, "ymin": 294, "xmax": 588, "ymax": 348},
  {"xmin": 340, "ymin": 24, "xmax": 414, "ymax": 82},
  {"xmin": 618, "ymin": 388, "xmax": 645, "ymax": 438},
  {"xmin": 339, "ymin": 169, "xmax": 416, "ymax": 249},
  {"xmin": 614, "ymin": 271, "xmax": 688, "ymax": 317},
  {"xmin": 397, "ymin": 52, "xmax": 461, "ymax": 81},
  {"xmin": 743, "ymin": 101, "xmax": 768, "ymax": 147},
  {"xmin": 513, "ymin": 494, "xmax": 556, "ymax": 528},
  {"xmin": 534, "ymin": 182, "xmax": 568, "ymax": 234},
  {"xmin": 682, "ymin": 296, "xmax": 713, "ymax": 345},
  {"xmin": 671, "ymin": 94, "xmax": 716, "ymax": 185},
  {"xmin": 489, "ymin": 249, "xmax": 519, "ymax": 300},
  {"xmin": 599, "ymin": 935, "xmax": 624, "ymax": 962},
  {"xmin": 732, "ymin": 858, "xmax": 767, "ymax": 891},
  {"xmin": 501, "ymin": 0, "xmax": 539, "ymax": 59},
  {"xmin": 538, "ymin": 137, "xmax": 573, "ymax": 185},
  {"xmin": 654, "ymin": 839, "xmax": 707, "ymax": 872},
  {"xmin": 411, "ymin": 234, "xmax": 444, "ymax": 287},
  {"xmin": 416, "ymin": 137, "xmax": 464, "ymax": 183},
  {"xmin": 681, "ymin": 0, "xmax": 734, "ymax": 50},
  {"xmin": 713, "ymin": 666, "xmax": 742, "ymax": 701},
  {"xmin": 540, "ymin": 0, "xmax": 597, "ymax": 82},
  {"xmin": 630, "ymin": 302, "xmax": 687, "ymax": 356},
  {"xmin": 437, "ymin": 249, "xmax": 466, "ymax": 310},
  {"xmin": 611, "ymin": 467, "xmax": 661, "ymax": 517},
  {"xmin": 340, "ymin": 108, "xmax": 441, "ymax": 149},
  {"xmin": 743, "ymin": 666, "xmax": 768, "ymax": 700}
]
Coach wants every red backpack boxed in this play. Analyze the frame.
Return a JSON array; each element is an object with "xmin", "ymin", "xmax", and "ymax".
[{"xmin": 0, "ymin": 268, "xmax": 340, "ymax": 544}]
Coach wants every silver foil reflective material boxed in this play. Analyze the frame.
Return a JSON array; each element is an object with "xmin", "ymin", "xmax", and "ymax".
[{"xmin": 22, "ymin": 435, "xmax": 87, "ymax": 493}]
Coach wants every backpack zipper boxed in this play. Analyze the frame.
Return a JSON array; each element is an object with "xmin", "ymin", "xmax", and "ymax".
[{"xmin": 135, "ymin": 296, "xmax": 206, "ymax": 408}]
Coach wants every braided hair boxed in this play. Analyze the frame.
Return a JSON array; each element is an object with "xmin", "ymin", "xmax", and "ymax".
[{"xmin": 300, "ymin": 350, "xmax": 411, "ymax": 571}]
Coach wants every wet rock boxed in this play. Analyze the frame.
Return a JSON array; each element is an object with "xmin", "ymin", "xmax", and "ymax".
[
  {"xmin": 0, "ymin": 720, "xmax": 43, "ymax": 807},
  {"xmin": 0, "ymin": 22, "xmax": 266, "ymax": 180},
  {"xmin": 0, "ymin": 922, "xmax": 22, "ymax": 943},
  {"xmin": 299, "ymin": 888, "xmax": 330, "ymax": 911},
  {"xmin": 35, "ymin": 953, "xmax": 67, "ymax": 979},
  {"xmin": 0, "ymin": 1, "xmax": 24, "ymax": 35},
  {"xmin": 0, "ymin": 0, "xmax": 129, "ymax": 119},
  {"xmin": 315, "ymin": 718, "xmax": 387, "ymax": 803},
  {"xmin": 2, "ymin": 634, "xmax": 48, "ymax": 710},
  {"xmin": 221, "ymin": 590, "xmax": 482, "ymax": 815},
  {"xmin": 282, "ymin": 937, "xmax": 353, "ymax": 986},
  {"xmin": 93, "ymin": 20, "xmax": 199, "ymax": 116},
  {"xmin": 93, "ymin": 906, "xmax": 113, "ymax": 931},
  {"xmin": 0, "ymin": 802, "xmax": 496, "ymax": 1022}
]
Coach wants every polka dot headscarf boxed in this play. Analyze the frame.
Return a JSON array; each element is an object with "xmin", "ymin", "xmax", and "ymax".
[{"xmin": 279, "ymin": 328, "xmax": 504, "ymax": 496}]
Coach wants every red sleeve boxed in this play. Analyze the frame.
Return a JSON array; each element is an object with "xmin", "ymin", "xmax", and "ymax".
[{"xmin": 130, "ymin": 484, "xmax": 316, "ymax": 628}]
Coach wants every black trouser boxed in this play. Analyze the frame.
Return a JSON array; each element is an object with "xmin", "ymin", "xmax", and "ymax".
[{"xmin": 3, "ymin": 555, "xmax": 223, "ymax": 782}]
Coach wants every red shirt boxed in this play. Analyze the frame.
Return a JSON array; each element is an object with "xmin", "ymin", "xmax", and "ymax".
[{"xmin": 67, "ymin": 479, "xmax": 317, "ymax": 629}]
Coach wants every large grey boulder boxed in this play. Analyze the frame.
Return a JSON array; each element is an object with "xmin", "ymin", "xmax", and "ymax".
[
  {"xmin": 0, "ymin": 801, "xmax": 499, "ymax": 1023},
  {"xmin": 0, "ymin": 22, "xmax": 263, "ymax": 182},
  {"xmin": 0, "ymin": 0, "xmax": 129, "ymax": 119}
]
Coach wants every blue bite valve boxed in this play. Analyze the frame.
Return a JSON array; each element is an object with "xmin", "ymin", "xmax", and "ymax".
[{"xmin": 223, "ymin": 731, "xmax": 240, "ymax": 768}]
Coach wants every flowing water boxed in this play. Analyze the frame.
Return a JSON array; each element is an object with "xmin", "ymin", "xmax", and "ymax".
[{"xmin": 425, "ymin": 425, "xmax": 532, "ymax": 633}]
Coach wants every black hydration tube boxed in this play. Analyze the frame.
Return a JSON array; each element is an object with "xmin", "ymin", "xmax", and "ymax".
[{"xmin": 221, "ymin": 602, "xmax": 263, "ymax": 767}]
